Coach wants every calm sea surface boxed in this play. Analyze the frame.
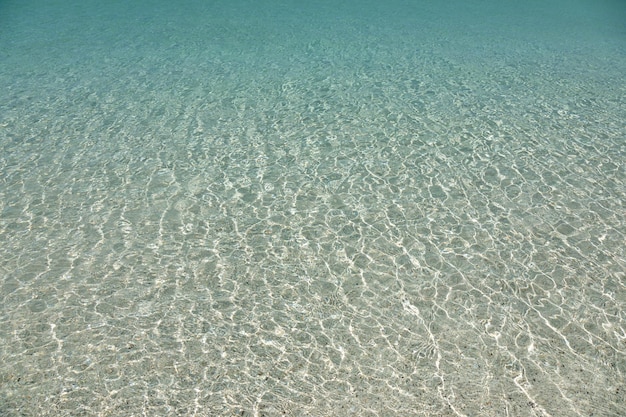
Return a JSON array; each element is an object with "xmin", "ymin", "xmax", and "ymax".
[{"xmin": 1, "ymin": 1, "xmax": 625, "ymax": 416}]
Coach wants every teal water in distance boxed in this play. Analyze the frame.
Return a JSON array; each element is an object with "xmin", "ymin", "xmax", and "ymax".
[{"xmin": 1, "ymin": 1, "xmax": 625, "ymax": 416}]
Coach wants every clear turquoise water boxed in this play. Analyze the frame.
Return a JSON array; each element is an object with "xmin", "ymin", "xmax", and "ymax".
[{"xmin": 1, "ymin": 1, "xmax": 625, "ymax": 416}]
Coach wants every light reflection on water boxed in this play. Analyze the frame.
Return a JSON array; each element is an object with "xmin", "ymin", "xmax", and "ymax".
[{"xmin": 1, "ymin": 1, "xmax": 625, "ymax": 416}]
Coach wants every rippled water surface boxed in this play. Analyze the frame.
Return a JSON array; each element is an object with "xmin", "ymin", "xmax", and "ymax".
[{"xmin": 1, "ymin": 1, "xmax": 625, "ymax": 416}]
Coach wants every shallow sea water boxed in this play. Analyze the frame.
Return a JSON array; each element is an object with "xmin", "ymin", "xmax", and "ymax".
[{"xmin": 1, "ymin": 1, "xmax": 625, "ymax": 416}]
